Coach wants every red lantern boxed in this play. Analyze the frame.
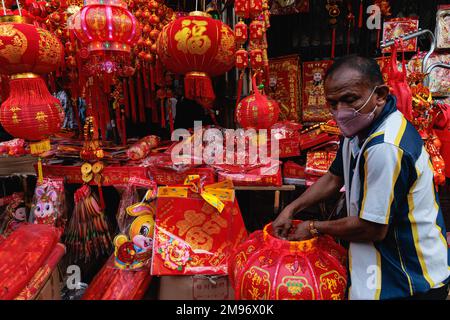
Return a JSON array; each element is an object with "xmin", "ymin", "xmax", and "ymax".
[
  {"xmin": 229, "ymin": 221, "xmax": 348, "ymax": 300},
  {"xmin": 70, "ymin": 0, "xmax": 140, "ymax": 76},
  {"xmin": 236, "ymin": 75, "xmax": 280, "ymax": 129},
  {"xmin": 0, "ymin": 15, "xmax": 64, "ymax": 182},
  {"xmin": 249, "ymin": 20, "xmax": 264, "ymax": 42},
  {"xmin": 234, "ymin": 0, "xmax": 250, "ymax": 19},
  {"xmin": 249, "ymin": 0, "xmax": 263, "ymax": 18},
  {"xmin": 234, "ymin": 20, "xmax": 248, "ymax": 44},
  {"xmin": 235, "ymin": 48, "xmax": 248, "ymax": 70},
  {"xmin": 156, "ymin": 11, "xmax": 235, "ymax": 108},
  {"xmin": 249, "ymin": 48, "xmax": 264, "ymax": 69}
]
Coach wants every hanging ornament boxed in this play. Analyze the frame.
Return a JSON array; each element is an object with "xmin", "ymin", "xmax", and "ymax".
[
  {"xmin": 326, "ymin": 0, "xmax": 341, "ymax": 59},
  {"xmin": 156, "ymin": 11, "xmax": 236, "ymax": 109},
  {"xmin": 70, "ymin": 0, "xmax": 140, "ymax": 84},
  {"xmin": 249, "ymin": 19, "xmax": 264, "ymax": 42},
  {"xmin": 234, "ymin": 0, "xmax": 250, "ymax": 19},
  {"xmin": 0, "ymin": 15, "xmax": 64, "ymax": 183},
  {"xmin": 236, "ymin": 73, "xmax": 280, "ymax": 129},
  {"xmin": 234, "ymin": 20, "xmax": 248, "ymax": 45}
]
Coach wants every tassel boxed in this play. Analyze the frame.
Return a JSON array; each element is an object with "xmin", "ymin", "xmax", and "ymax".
[
  {"xmin": 358, "ymin": 0, "xmax": 363, "ymax": 28},
  {"xmin": 37, "ymin": 157, "xmax": 43, "ymax": 184},
  {"xmin": 121, "ymin": 108, "xmax": 127, "ymax": 146},
  {"xmin": 143, "ymin": 65, "xmax": 149, "ymax": 89},
  {"xmin": 331, "ymin": 28, "xmax": 336, "ymax": 59},
  {"xmin": 98, "ymin": 184, "xmax": 105, "ymax": 211},
  {"xmin": 123, "ymin": 78, "xmax": 130, "ymax": 119},
  {"xmin": 236, "ymin": 71, "xmax": 244, "ymax": 109},
  {"xmin": 150, "ymin": 65, "xmax": 155, "ymax": 92},
  {"xmin": 160, "ymin": 98, "xmax": 166, "ymax": 128},
  {"xmin": 151, "ymin": 91, "xmax": 159, "ymax": 123},
  {"xmin": 129, "ymin": 77, "xmax": 137, "ymax": 123},
  {"xmin": 114, "ymin": 102, "xmax": 121, "ymax": 143},
  {"xmin": 168, "ymin": 97, "xmax": 174, "ymax": 134},
  {"xmin": 184, "ymin": 72, "xmax": 215, "ymax": 108},
  {"xmin": 137, "ymin": 71, "xmax": 145, "ymax": 123}
]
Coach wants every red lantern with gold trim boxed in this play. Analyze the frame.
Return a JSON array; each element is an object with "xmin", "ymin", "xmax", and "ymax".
[
  {"xmin": 235, "ymin": 74, "xmax": 280, "ymax": 129},
  {"xmin": 229, "ymin": 221, "xmax": 348, "ymax": 300},
  {"xmin": 249, "ymin": 0, "xmax": 263, "ymax": 18},
  {"xmin": 70, "ymin": 0, "xmax": 140, "ymax": 76},
  {"xmin": 249, "ymin": 48, "xmax": 264, "ymax": 69},
  {"xmin": 156, "ymin": 11, "xmax": 235, "ymax": 108},
  {"xmin": 249, "ymin": 19, "xmax": 264, "ymax": 42},
  {"xmin": 234, "ymin": 20, "xmax": 248, "ymax": 45},
  {"xmin": 234, "ymin": 0, "xmax": 250, "ymax": 19},
  {"xmin": 0, "ymin": 15, "xmax": 64, "ymax": 182},
  {"xmin": 235, "ymin": 48, "xmax": 248, "ymax": 70}
]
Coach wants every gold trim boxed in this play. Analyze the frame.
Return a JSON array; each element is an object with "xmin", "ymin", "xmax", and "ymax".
[
  {"xmin": 186, "ymin": 71, "xmax": 209, "ymax": 77},
  {"xmin": 0, "ymin": 15, "xmax": 34, "ymax": 24},
  {"xmin": 11, "ymin": 73, "xmax": 40, "ymax": 80},
  {"xmin": 189, "ymin": 11, "xmax": 212, "ymax": 18}
]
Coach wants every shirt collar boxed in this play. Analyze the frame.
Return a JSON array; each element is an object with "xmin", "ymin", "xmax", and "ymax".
[{"xmin": 367, "ymin": 94, "xmax": 397, "ymax": 136}]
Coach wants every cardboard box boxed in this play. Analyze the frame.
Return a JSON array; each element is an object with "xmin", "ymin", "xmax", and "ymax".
[{"xmin": 158, "ymin": 275, "xmax": 235, "ymax": 300}]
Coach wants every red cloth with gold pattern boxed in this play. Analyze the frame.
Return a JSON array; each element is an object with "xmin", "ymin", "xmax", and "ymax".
[{"xmin": 229, "ymin": 221, "xmax": 348, "ymax": 300}]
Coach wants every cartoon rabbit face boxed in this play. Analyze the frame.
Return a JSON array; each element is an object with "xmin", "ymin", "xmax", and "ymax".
[{"xmin": 34, "ymin": 187, "xmax": 57, "ymax": 219}]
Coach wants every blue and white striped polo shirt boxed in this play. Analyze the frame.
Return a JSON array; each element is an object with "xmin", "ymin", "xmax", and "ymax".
[{"xmin": 329, "ymin": 95, "xmax": 450, "ymax": 300}]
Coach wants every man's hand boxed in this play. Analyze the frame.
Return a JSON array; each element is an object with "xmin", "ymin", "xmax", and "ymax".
[
  {"xmin": 287, "ymin": 220, "xmax": 314, "ymax": 241},
  {"xmin": 272, "ymin": 206, "xmax": 294, "ymax": 239}
]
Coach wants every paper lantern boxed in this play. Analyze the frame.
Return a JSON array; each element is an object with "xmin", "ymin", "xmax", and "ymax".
[
  {"xmin": 249, "ymin": 20, "xmax": 264, "ymax": 42},
  {"xmin": 234, "ymin": 20, "xmax": 248, "ymax": 44},
  {"xmin": 236, "ymin": 48, "xmax": 248, "ymax": 70},
  {"xmin": 229, "ymin": 221, "xmax": 348, "ymax": 300},
  {"xmin": 249, "ymin": 0, "xmax": 263, "ymax": 18},
  {"xmin": 0, "ymin": 15, "xmax": 63, "ymax": 146},
  {"xmin": 249, "ymin": 48, "xmax": 264, "ymax": 69},
  {"xmin": 234, "ymin": 0, "xmax": 250, "ymax": 19},
  {"xmin": 70, "ymin": 0, "xmax": 140, "ymax": 75},
  {"xmin": 156, "ymin": 11, "xmax": 235, "ymax": 108},
  {"xmin": 236, "ymin": 75, "xmax": 280, "ymax": 129}
]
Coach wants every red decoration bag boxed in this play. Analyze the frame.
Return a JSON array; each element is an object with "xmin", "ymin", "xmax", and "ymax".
[
  {"xmin": 152, "ymin": 176, "xmax": 247, "ymax": 275},
  {"xmin": 388, "ymin": 41, "xmax": 413, "ymax": 121}
]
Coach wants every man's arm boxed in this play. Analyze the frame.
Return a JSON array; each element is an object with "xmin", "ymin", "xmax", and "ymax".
[
  {"xmin": 273, "ymin": 171, "xmax": 343, "ymax": 238},
  {"xmin": 289, "ymin": 217, "xmax": 388, "ymax": 243}
]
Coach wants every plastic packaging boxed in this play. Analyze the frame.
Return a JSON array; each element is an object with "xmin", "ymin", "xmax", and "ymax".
[{"xmin": 30, "ymin": 177, "xmax": 66, "ymax": 228}]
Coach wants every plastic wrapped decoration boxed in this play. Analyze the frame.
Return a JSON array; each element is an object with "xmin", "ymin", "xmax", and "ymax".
[
  {"xmin": 0, "ymin": 224, "xmax": 61, "ymax": 300},
  {"xmin": 82, "ymin": 254, "xmax": 152, "ymax": 300},
  {"xmin": 126, "ymin": 135, "xmax": 160, "ymax": 161},
  {"xmin": 113, "ymin": 188, "xmax": 156, "ymax": 270},
  {"xmin": 0, "ymin": 192, "xmax": 27, "ymax": 236},
  {"xmin": 229, "ymin": 221, "xmax": 348, "ymax": 300},
  {"xmin": 64, "ymin": 185, "xmax": 112, "ymax": 263},
  {"xmin": 30, "ymin": 177, "xmax": 66, "ymax": 228},
  {"xmin": 435, "ymin": 5, "xmax": 450, "ymax": 49}
]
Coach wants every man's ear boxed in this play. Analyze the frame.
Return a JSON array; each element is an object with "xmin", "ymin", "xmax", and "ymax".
[{"xmin": 375, "ymin": 85, "xmax": 389, "ymax": 105}]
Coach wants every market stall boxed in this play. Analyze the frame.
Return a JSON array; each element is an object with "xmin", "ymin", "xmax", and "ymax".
[{"xmin": 0, "ymin": 0, "xmax": 448, "ymax": 301}]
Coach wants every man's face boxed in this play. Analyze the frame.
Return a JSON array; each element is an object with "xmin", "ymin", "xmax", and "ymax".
[{"xmin": 324, "ymin": 68, "xmax": 380, "ymax": 115}]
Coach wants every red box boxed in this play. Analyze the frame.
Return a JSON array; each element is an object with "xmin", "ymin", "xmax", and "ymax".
[
  {"xmin": 217, "ymin": 162, "xmax": 282, "ymax": 187},
  {"xmin": 148, "ymin": 167, "xmax": 216, "ymax": 185}
]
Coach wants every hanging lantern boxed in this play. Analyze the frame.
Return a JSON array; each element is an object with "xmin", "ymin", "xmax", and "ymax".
[
  {"xmin": 0, "ymin": 15, "xmax": 64, "ymax": 182},
  {"xmin": 249, "ymin": 19, "xmax": 264, "ymax": 42},
  {"xmin": 236, "ymin": 74, "xmax": 280, "ymax": 129},
  {"xmin": 234, "ymin": 20, "xmax": 248, "ymax": 45},
  {"xmin": 249, "ymin": 48, "xmax": 264, "ymax": 69},
  {"xmin": 229, "ymin": 221, "xmax": 348, "ymax": 300},
  {"xmin": 234, "ymin": 0, "xmax": 250, "ymax": 19},
  {"xmin": 70, "ymin": 0, "xmax": 140, "ymax": 77},
  {"xmin": 249, "ymin": 0, "xmax": 263, "ymax": 18},
  {"xmin": 156, "ymin": 11, "xmax": 235, "ymax": 108},
  {"xmin": 236, "ymin": 48, "xmax": 248, "ymax": 70}
]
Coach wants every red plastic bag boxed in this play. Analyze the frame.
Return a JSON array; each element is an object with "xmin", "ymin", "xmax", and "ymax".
[
  {"xmin": 388, "ymin": 41, "xmax": 413, "ymax": 121},
  {"xmin": 0, "ymin": 224, "xmax": 60, "ymax": 300},
  {"xmin": 82, "ymin": 255, "xmax": 152, "ymax": 300}
]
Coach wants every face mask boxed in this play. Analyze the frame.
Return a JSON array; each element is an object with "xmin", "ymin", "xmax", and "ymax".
[{"xmin": 330, "ymin": 86, "xmax": 380, "ymax": 138}]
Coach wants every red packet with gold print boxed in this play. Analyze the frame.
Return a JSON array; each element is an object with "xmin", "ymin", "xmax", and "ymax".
[{"xmin": 152, "ymin": 176, "xmax": 247, "ymax": 275}]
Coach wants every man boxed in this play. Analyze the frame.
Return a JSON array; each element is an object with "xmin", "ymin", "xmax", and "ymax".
[{"xmin": 273, "ymin": 55, "xmax": 450, "ymax": 300}]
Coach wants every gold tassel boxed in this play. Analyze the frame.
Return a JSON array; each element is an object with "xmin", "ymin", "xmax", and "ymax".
[{"xmin": 37, "ymin": 157, "xmax": 43, "ymax": 184}]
